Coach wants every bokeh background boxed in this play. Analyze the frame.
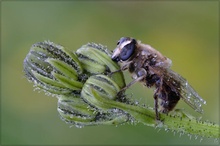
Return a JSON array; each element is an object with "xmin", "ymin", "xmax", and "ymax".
[{"xmin": 1, "ymin": 1, "xmax": 219, "ymax": 145}]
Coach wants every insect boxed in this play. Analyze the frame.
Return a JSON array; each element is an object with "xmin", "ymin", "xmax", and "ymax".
[{"xmin": 111, "ymin": 37, "xmax": 206, "ymax": 120}]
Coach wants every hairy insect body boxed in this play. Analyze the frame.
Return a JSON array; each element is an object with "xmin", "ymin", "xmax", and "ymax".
[
  {"xmin": 112, "ymin": 37, "xmax": 206, "ymax": 120},
  {"xmin": 125, "ymin": 44, "xmax": 180, "ymax": 114}
]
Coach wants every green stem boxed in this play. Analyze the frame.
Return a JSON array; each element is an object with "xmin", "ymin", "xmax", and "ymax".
[{"xmin": 91, "ymin": 88, "xmax": 220, "ymax": 138}]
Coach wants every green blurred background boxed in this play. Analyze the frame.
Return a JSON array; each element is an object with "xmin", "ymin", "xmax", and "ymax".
[{"xmin": 1, "ymin": 1, "xmax": 219, "ymax": 145}]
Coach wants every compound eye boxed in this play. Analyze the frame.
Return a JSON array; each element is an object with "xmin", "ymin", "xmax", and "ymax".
[{"xmin": 120, "ymin": 41, "xmax": 136, "ymax": 61}]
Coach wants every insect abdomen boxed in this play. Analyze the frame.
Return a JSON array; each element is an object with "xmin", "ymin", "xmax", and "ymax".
[{"xmin": 157, "ymin": 79, "xmax": 181, "ymax": 113}]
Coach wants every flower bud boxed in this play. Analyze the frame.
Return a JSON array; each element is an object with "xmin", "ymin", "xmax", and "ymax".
[
  {"xmin": 58, "ymin": 95, "xmax": 128, "ymax": 127},
  {"xmin": 76, "ymin": 43, "xmax": 125, "ymax": 88},
  {"xmin": 81, "ymin": 74, "xmax": 120, "ymax": 111},
  {"xmin": 57, "ymin": 95, "xmax": 96, "ymax": 127},
  {"xmin": 23, "ymin": 41, "xmax": 84, "ymax": 96}
]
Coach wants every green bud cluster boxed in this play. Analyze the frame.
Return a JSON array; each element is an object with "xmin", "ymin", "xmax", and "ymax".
[
  {"xmin": 23, "ymin": 41, "xmax": 219, "ymax": 139},
  {"xmin": 23, "ymin": 41, "xmax": 128, "ymax": 127}
]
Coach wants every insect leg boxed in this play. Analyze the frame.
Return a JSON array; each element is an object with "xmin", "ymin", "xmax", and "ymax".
[
  {"xmin": 153, "ymin": 76, "xmax": 163, "ymax": 120},
  {"xmin": 108, "ymin": 69, "xmax": 122, "ymax": 76},
  {"xmin": 118, "ymin": 75, "xmax": 145, "ymax": 93},
  {"xmin": 118, "ymin": 68, "xmax": 147, "ymax": 94},
  {"xmin": 153, "ymin": 91, "xmax": 160, "ymax": 120},
  {"xmin": 109, "ymin": 61, "xmax": 132, "ymax": 76}
]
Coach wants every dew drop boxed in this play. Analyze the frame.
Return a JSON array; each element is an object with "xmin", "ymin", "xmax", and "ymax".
[
  {"xmin": 188, "ymin": 134, "xmax": 192, "ymax": 140},
  {"xmin": 141, "ymin": 51, "xmax": 146, "ymax": 56},
  {"xmin": 179, "ymin": 131, "xmax": 184, "ymax": 137},
  {"xmin": 75, "ymin": 125, "xmax": 84, "ymax": 128},
  {"xmin": 199, "ymin": 137, "xmax": 203, "ymax": 142},
  {"xmin": 214, "ymin": 138, "xmax": 219, "ymax": 143},
  {"xmin": 132, "ymin": 74, "xmax": 137, "ymax": 79},
  {"xmin": 135, "ymin": 101, "xmax": 139, "ymax": 105},
  {"xmin": 164, "ymin": 128, "xmax": 169, "ymax": 132},
  {"xmin": 69, "ymin": 125, "xmax": 74, "ymax": 128},
  {"xmin": 113, "ymin": 108, "xmax": 119, "ymax": 113},
  {"xmin": 194, "ymin": 135, "xmax": 198, "ymax": 140}
]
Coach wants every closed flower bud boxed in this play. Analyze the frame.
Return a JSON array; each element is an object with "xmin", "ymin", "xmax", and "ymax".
[
  {"xmin": 76, "ymin": 43, "xmax": 125, "ymax": 89},
  {"xmin": 58, "ymin": 95, "xmax": 128, "ymax": 127},
  {"xmin": 81, "ymin": 74, "xmax": 120, "ymax": 111},
  {"xmin": 23, "ymin": 41, "xmax": 84, "ymax": 96},
  {"xmin": 57, "ymin": 95, "xmax": 96, "ymax": 127}
]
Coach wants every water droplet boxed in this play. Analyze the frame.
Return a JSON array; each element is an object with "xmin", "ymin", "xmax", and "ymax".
[
  {"xmin": 188, "ymin": 134, "xmax": 192, "ymax": 140},
  {"xmin": 199, "ymin": 137, "xmax": 203, "ymax": 142},
  {"xmin": 141, "ymin": 51, "xmax": 146, "ymax": 56},
  {"xmin": 75, "ymin": 125, "xmax": 84, "ymax": 128},
  {"xmin": 165, "ymin": 128, "xmax": 169, "ymax": 133},
  {"xmin": 194, "ymin": 135, "xmax": 198, "ymax": 140},
  {"xmin": 214, "ymin": 138, "xmax": 219, "ymax": 143},
  {"xmin": 132, "ymin": 74, "xmax": 137, "ymax": 79},
  {"xmin": 113, "ymin": 108, "xmax": 119, "ymax": 113}
]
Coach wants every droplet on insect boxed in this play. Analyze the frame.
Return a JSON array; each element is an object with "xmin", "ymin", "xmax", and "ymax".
[
  {"xmin": 132, "ymin": 74, "xmax": 137, "ymax": 79},
  {"xmin": 141, "ymin": 50, "xmax": 146, "ymax": 56}
]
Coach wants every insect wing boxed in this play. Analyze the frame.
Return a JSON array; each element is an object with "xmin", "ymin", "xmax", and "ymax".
[{"xmin": 165, "ymin": 69, "xmax": 206, "ymax": 113}]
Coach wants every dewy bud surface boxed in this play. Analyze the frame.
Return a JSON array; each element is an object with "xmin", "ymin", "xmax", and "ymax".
[
  {"xmin": 23, "ymin": 41, "xmax": 128, "ymax": 127},
  {"xmin": 76, "ymin": 43, "xmax": 125, "ymax": 89},
  {"xmin": 23, "ymin": 41, "xmax": 84, "ymax": 96}
]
